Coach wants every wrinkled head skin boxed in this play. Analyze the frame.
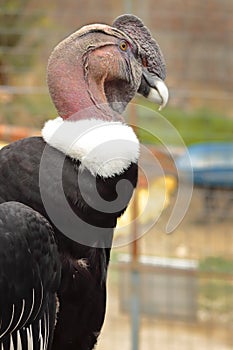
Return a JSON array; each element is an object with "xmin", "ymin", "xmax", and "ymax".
[
  {"xmin": 113, "ymin": 14, "xmax": 166, "ymax": 80},
  {"xmin": 113, "ymin": 14, "xmax": 169, "ymax": 110},
  {"xmin": 47, "ymin": 14, "xmax": 168, "ymax": 121}
]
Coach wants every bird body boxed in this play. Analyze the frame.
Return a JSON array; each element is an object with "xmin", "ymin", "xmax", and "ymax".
[
  {"xmin": 0, "ymin": 14, "xmax": 168, "ymax": 349},
  {"xmin": 0, "ymin": 135, "xmax": 137, "ymax": 350}
]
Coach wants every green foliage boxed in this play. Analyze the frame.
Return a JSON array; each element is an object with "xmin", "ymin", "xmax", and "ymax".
[
  {"xmin": 134, "ymin": 99, "xmax": 233, "ymax": 146},
  {"xmin": 198, "ymin": 256, "xmax": 233, "ymax": 322},
  {"xmin": 199, "ymin": 256, "xmax": 233, "ymax": 274},
  {"xmin": 0, "ymin": 0, "xmax": 28, "ymax": 47},
  {"xmin": 0, "ymin": 0, "xmax": 44, "ymax": 84},
  {"xmin": 0, "ymin": 93, "xmax": 56, "ymax": 128},
  {"xmin": 199, "ymin": 279, "xmax": 233, "ymax": 322}
]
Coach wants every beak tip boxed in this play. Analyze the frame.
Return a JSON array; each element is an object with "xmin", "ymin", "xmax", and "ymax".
[
  {"xmin": 141, "ymin": 69, "xmax": 169, "ymax": 110},
  {"xmin": 155, "ymin": 78, "xmax": 169, "ymax": 111},
  {"xmin": 148, "ymin": 83, "xmax": 169, "ymax": 111}
]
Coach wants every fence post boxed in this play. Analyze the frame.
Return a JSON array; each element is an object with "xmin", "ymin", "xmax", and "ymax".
[
  {"xmin": 129, "ymin": 101, "xmax": 140, "ymax": 350},
  {"xmin": 130, "ymin": 267, "xmax": 140, "ymax": 350}
]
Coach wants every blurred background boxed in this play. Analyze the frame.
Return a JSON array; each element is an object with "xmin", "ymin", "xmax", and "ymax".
[{"xmin": 0, "ymin": 0, "xmax": 232, "ymax": 349}]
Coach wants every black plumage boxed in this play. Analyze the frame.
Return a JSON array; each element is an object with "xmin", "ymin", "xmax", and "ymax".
[
  {"xmin": 0, "ymin": 14, "xmax": 168, "ymax": 350},
  {"xmin": 0, "ymin": 201, "xmax": 60, "ymax": 350},
  {"xmin": 0, "ymin": 137, "xmax": 137, "ymax": 349}
]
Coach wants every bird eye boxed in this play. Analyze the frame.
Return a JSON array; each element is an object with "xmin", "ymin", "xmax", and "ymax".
[{"xmin": 119, "ymin": 40, "xmax": 128, "ymax": 51}]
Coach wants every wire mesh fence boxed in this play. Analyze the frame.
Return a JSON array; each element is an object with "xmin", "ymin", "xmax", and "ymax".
[{"xmin": 0, "ymin": 1, "xmax": 233, "ymax": 349}]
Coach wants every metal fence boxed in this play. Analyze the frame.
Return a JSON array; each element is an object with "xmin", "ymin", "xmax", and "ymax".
[{"xmin": 0, "ymin": 1, "xmax": 233, "ymax": 349}]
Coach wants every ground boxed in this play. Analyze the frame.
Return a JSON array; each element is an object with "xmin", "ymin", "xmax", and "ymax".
[{"xmin": 97, "ymin": 181, "xmax": 233, "ymax": 349}]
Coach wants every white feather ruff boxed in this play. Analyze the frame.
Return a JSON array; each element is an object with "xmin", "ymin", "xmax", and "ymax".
[{"xmin": 42, "ymin": 117, "xmax": 140, "ymax": 178}]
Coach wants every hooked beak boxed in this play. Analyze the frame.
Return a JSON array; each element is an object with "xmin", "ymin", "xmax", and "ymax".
[{"xmin": 138, "ymin": 68, "xmax": 169, "ymax": 110}]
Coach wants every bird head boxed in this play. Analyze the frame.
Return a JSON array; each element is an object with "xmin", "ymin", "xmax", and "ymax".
[
  {"xmin": 113, "ymin": 14, "xmax": 168, "ymax": 110},
  {"xmin": 47, "ymin": 14, "xmax": 168, "ymax": 122}
]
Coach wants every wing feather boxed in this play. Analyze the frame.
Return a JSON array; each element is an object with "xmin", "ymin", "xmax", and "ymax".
[
  {"xmin": 0, "ymin": 202, "xmax": 61, "ymax": 349},
  {"xmin": 0, "ymin": 305, "xmax": 15, "ymax": 338}
]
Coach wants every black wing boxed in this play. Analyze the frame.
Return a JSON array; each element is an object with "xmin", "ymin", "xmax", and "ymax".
[{"xmin": 0, "ymin": 201, "xmax": 61, "ymax": 350}]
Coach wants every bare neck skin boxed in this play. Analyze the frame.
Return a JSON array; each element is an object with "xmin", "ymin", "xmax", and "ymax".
[{"xmin": 47, "ymin": 35, "xmax": 124, "ymax": 122}]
